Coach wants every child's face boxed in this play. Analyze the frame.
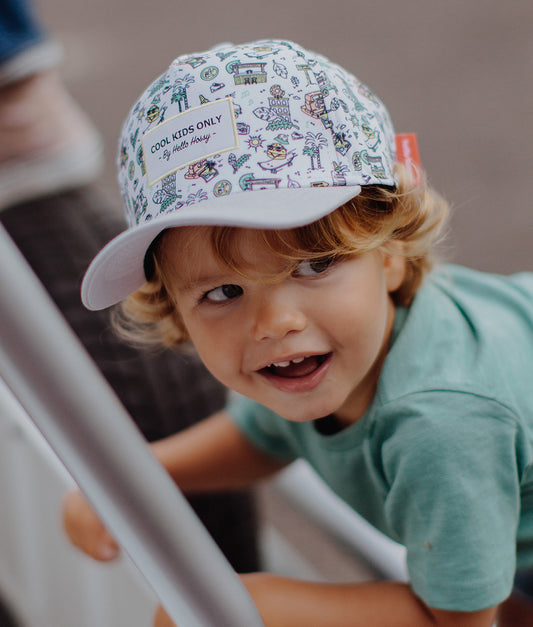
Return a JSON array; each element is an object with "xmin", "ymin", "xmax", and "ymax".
[{"xmin": 161, "ymin": 226, "xmax": 405, "ymax": 426}]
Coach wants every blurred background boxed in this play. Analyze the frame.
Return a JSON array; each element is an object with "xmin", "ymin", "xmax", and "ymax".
[{"xmin": 37, "ymin": 0, "xmax": 533, "ymax": 272}]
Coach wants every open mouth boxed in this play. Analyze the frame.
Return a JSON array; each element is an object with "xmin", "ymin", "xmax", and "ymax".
[{"xmin": 260, "ymin": 354, "xmax": 330, "ymax": 379}]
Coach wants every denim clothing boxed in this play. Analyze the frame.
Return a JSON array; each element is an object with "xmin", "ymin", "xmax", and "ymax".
[{"xmin": 0, "ymin": 0, "xmax": 44, "ymax": 64}]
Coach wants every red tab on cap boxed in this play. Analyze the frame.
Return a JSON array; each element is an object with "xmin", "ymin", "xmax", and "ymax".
[{"xmin": 395, "ymin": 133, "xmax": 421, "ymax": 185}]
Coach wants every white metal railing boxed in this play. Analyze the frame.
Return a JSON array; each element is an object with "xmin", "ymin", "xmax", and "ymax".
[
  {"xmin": 0, "ymin": 379, "xmax": 157, "ymax": 627},
  {"xmin": 272, "ymin": 461, "xmax": 408, "ymax": 582}
]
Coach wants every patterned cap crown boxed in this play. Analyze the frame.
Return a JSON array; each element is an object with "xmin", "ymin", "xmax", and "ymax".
[{"xmin": 118, "ymin": 39, "xmax": 396, "ymax": 228}]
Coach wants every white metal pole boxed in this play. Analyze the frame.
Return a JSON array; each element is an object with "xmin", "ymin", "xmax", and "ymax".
[{"xmin": 0, "ymin": 224, "xmax": 263, "ymax": 627}]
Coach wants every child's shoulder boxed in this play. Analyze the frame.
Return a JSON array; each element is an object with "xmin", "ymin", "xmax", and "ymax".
[
  {"xmin": 431, "ymin": 263, "xmax": 533, "ymax": 303},
  {"xmin": 380, "ymin": 263, "xmax": 533, "ymax": 417},
  {"xmin": 409, "ymin": 263, "xmax": 533, "ymax": 341}
]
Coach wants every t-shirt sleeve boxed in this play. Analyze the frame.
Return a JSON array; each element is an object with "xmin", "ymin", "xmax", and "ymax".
[
  {"xmin": 380, "ymin": 391, "xmax": 530, "ymax": 611},
  {"xmin": 226, "ymin": 395, "xmax": 298, "ymax": 461}
]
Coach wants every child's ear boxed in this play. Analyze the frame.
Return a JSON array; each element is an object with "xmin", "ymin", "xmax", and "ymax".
[{"xmin": 381, "ymin": 241, "xmax": 406, "ymax": 293}]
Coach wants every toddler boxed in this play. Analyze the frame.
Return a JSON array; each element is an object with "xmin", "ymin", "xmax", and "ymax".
[{"xmin": 66, "ymin": 39, "xmax": 533, "ymax": 626}]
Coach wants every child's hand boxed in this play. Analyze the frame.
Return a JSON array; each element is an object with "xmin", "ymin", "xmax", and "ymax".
[
  {"xmin": 62, "ymin": 489, "xmax": 120, "ymax": 561},
  {"xmin": 153, "ymin": 605, "xmax": 176, "ymax": 627}
]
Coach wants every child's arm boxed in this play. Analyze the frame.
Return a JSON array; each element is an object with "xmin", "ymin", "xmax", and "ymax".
[
  {"xmin": 154, "ymin": 576, "xmax": 498, "ymax": 627},
  {"xmin": 239, "ymin": 574, "xmax": 499, "ymax": 627},
  {"xmin": 151, "ymin": 409, "xmax": 290, "ymax": 492},
  {"xmin": 62, "ymin": 410, "xmax": 288, "ymax": 560}
]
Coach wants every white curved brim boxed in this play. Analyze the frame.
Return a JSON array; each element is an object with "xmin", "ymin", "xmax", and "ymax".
[{"xmin": 82, "ymin": 186, "xmax": 361, "ymax": 310}]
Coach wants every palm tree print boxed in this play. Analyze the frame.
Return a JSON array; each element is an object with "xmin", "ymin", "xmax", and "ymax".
[
  {"xmin": 304, "ymin": 132, "xmax": 328, "ymax": 170},
  {"xmin": 171, "ymin": 74, "xmax": 195, "ymax": 112}
]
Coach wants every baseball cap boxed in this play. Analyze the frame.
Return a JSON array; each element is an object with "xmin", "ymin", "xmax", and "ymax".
[{"xmin": 82, "ymin": 39, "xmax": 397, "ymax": 310}]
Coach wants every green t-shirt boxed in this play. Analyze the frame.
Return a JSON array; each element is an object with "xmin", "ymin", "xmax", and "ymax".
[{"xmin": 229, "ymin": 264, "xmax": 533, "ymax": 612}]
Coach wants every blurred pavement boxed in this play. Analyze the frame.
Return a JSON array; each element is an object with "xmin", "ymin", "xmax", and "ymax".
[{"xmin": 38, "ymin": 0, "xmax": 532, "ymax": 271}]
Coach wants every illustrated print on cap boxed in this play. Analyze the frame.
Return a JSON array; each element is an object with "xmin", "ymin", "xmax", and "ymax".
[{"xmin": 117, "ymin": 39, "xmax": 396, "ymax": 229}]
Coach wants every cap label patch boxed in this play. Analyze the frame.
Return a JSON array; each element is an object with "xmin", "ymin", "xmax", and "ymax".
[
  {"xmin": 143, "ymin": 97, "xmax": 238, "ymax": 185},
  {"xmin": 395, "ymin": 133, "xmax": 421, "ymax": 185}
]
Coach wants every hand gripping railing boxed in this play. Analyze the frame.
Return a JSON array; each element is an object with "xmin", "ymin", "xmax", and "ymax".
[{"xmin": 0, "ymin": 224, "xmax": 264, "ymax": 627}]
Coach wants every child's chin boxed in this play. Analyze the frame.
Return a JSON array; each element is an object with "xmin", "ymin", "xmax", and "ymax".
[{"xmin": 263, "ymin": 399, "xmax": 338, "ymax": 424}]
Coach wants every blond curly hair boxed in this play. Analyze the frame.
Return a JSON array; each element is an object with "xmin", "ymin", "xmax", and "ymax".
[{"xmin": 112, "ymin": 165, "xmax": 449, "ymax": 348}]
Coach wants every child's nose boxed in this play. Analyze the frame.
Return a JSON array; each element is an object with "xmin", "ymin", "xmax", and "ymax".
[{"xmin": 251, "ymin": 290, "xmax": 307, "ymax": 341}]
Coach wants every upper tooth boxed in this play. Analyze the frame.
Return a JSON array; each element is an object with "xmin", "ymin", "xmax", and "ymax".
[{"xmin": 272, "ymin": 357, "xmax": 305, "ymax": 368}]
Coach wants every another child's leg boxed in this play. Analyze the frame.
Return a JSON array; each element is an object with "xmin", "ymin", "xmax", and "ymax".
[
  {"xmin": 0, "ymin": 68, "xmax": 103, "ymax": 209},
  {"xmin": 0, "ymin": 0, "xmax": 103, "ymax": 210}
]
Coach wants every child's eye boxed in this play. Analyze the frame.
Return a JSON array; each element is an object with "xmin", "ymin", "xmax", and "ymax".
[
  {"xmin": 203, "ymin": 284, "xmax": 243, "ymax": 303},
  {"xmin": 293, "ymin": 257, "xmax": 336, "ymax": 277}
]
